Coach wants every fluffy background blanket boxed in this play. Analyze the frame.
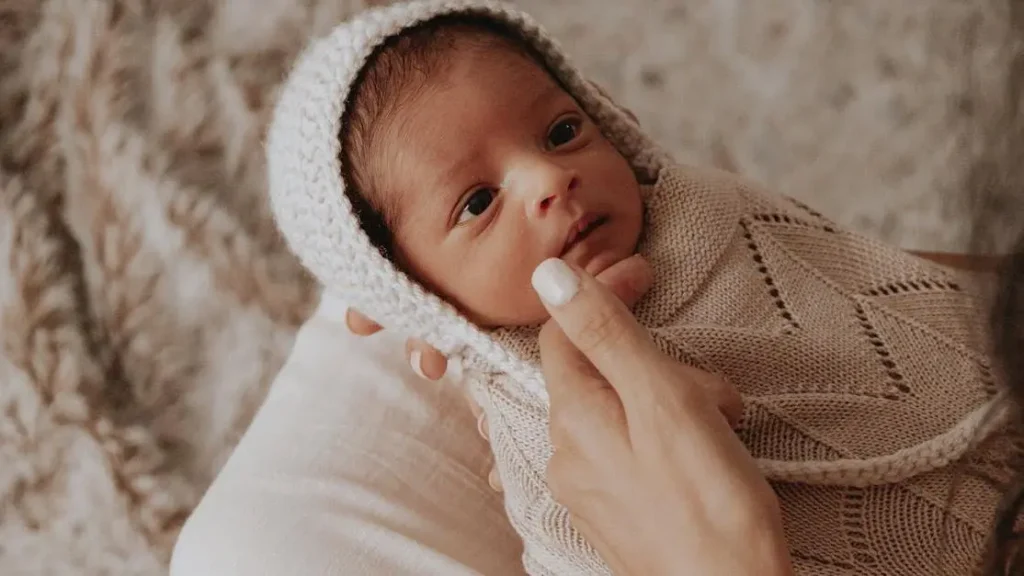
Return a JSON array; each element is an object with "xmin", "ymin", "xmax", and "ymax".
[{"xmin": 0, "ymin": 0, "xmax": 1018, "ymax": 573}]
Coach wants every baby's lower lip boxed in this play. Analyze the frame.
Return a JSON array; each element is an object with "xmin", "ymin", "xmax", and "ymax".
[{"xmin": 561, "ymin": 216, "xmax": 609, "ymax": 259}]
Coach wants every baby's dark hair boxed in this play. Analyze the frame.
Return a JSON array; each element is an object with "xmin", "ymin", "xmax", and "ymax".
[{"xmin": 340, "ymin": 14, "xmax": 543, "ymax": 260}]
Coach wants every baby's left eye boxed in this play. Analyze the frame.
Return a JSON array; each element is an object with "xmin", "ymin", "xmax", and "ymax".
[{"xmin": 546, "ymin": 118, "xmax": 582, "ymax": 149}]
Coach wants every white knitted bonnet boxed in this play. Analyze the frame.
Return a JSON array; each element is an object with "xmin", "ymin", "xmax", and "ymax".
[{"xmin": 267, "ymin": 0, "xmax": 668, "ymax": 398}]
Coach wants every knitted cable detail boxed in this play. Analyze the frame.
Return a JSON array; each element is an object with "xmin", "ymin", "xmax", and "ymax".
[{"xmin": 755, "ymin": 394, "xmax": 1011, "ymax": 487}]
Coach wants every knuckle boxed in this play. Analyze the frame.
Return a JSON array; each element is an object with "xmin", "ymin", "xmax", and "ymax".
[
  {"xmin": 573, "ymin": 388, "xmax": 619, "ymax": 425},
  {"xmin": 545, "ymin": 453, "xmax": 577, "ymax": 504}
]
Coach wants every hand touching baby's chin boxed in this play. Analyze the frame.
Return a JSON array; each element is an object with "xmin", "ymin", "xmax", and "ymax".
[
  {"xmin": 466, "ymin": 252, "xmax": 649, "ymax": 330},
  {"xmin": 573, "ymin": 251, "xmax": 635, "ymax": 281},
  {"xmin": 466, "ymin": 254, "xmax": 639, "ymax": 329}
]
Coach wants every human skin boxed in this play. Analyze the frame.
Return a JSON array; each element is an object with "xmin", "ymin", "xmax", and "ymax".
[{"xmin": 376, "ymin": 43, "xmax": 643, "ymax": 327}]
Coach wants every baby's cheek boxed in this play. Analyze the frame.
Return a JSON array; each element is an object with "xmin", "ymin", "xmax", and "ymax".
[{"xmin": 461, "ymin": 248, "xmax": 547, "ymax": 326}]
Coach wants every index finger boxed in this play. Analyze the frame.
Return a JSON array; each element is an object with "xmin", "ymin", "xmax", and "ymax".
[
  {"xmin": 538, "ymin": 318, "xmax": 604, "ymax": 415},
  {"xmin": 539, "ymin": 254, "xmax": 652, "ymax": 410},
  {"xmin": 531, "ymin": 258, "xmax": 665, "ymax": 400},
  {"xmin": 539, "ymin": 321, "xmax": 631, "ymax": 464}
]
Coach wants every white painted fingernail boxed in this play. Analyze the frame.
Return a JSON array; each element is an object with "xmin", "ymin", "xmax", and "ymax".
[
  {"xmin": 531, "ymin": 258, "xmax": 579, "ymax": 306},
  {"xmin": 410, "ymin": 350, "xmax": 428, "ymax": 380},
  {"xmin": 476, "ymin": 413, "xmax": 489, "ymax": 440},
  {"xmin": 488, "ymin": 468, "xmax": 504, "ymax": 492}
]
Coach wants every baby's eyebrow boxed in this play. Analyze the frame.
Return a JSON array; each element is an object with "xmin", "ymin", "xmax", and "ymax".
[
  {"xmin": 525, "ymin": 82, "xmax": 561, "ymax": 114},
  {"xmin": 435, "ymin": 152, "xmax": 483, "ymax": 191}
]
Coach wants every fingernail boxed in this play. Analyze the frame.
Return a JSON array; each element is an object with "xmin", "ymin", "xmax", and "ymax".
[
  {"xmin": 410, "ymin": 350, "xmax": 428, "ymax": 380},
  {"xmin": 488, "ymin": 468, "xmax": 504, "ymax": 492},
  {"xmin": 476, "ymin": 413, "xmax": 489, "ymax": 440},
  {"xmin": 532, "ymin": 258, "xmax": 579, "ymax": 306}
]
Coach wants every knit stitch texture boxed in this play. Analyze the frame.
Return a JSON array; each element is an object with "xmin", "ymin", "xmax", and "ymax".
[{"xmin": 267, "ymin": 1, "xmax": 1009, "ymax": 573}]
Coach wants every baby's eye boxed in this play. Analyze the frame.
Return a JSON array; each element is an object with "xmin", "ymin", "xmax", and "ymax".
[
  {"xmin": 456, "ymin": 188, "xmax": 496, "ymax": 224},
  {"xmin": 547, "ymin": 118, "xmax": 582, "ymax": 149}
]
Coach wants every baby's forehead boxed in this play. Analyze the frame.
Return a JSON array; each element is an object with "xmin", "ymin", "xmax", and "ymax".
[
  {"xmin": 383, "ymin": 47, "xmax": 563, "ymax": 153},
  {"xmin": 364, "ymin": 33, "xmax": 574, "ymax": 220}
]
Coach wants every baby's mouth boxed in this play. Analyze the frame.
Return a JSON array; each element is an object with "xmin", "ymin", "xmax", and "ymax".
[{"xmin": 561, "ymin": 214, "xmax": 608, "ymax": 257}]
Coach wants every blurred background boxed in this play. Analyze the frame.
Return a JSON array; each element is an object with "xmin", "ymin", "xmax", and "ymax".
[
  {"xmin": 0, "ymin": 0, "xmax": 1020, "ymax": 573},
  {"xmin": 523, "ymin": 0, "xmax": 1013, "ymax": 252}
]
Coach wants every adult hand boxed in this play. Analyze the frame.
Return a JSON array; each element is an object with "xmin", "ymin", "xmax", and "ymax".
[
  {"xmin": 531, "ymin": 257, "xmax": 791, "ymax": 576},
  {"xmin": 344, "ymin": 255, "xmax": 658, "ymax": 382},
  {"xmin": 344, "ymin": 255, "xmax": 660, "ymax": 490}
]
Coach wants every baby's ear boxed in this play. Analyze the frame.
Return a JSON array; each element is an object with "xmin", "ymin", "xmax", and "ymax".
[{"xmin": 587, "ymin": 81, "xmax": 640, "ymax": 125}]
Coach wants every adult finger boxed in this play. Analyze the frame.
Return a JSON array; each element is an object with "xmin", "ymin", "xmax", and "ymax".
[
  {"xmin": 537, "ymin": 253, "xmax": 653, "ymax": 392},
  {"xmin": 532, "ymin": 258, "xmax": 666, "ymax": 404},
  {"xmin": 536, "ymin": 258, "xmax": 745, "ymax": 428},
  {"xmin": 540, "ymin": 315, "xmax": 634, "ymax": 459},
  {"xmin": 539, "ymin": 319, "xmax": 609, "ymax": 419},
  {"xmin": 591, "ymin": 254, "xmax": 653, "ymax": 310},
  {"xmin": 488, "ymin": 468, "xmax": 504, "ymax": 493},
  {"xmin": 345, "ymin": 308, "xmax": 383, "ymax": 336},
  {"xmin": 702, "ymin": 374, "xmax": 744, "ymax": 428},
  {"xmin": 345, "ymin": 309, "xmax": 449, "ymax": 381},
  {"xmin": 539, "ymin": 254, "xmax": 652, "ymax": 416},
  {"xmin": 405, "ymin": 338, "xmax": 448, "ymax": 381},
  {"xmin": 464, "ymin": 390, "xmax": 484, "ymax": 420}
]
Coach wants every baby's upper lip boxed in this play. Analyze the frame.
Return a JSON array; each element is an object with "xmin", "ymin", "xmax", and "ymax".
[{"xmin": 560, "ymin": 213, "xmax": 606, "ymax": 256}]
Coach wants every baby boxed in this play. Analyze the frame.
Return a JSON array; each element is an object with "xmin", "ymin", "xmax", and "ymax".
[
  {"xmin": 341, "ymin": 15, "xmax": 644, "ymax": 327},
  {"xmin": 267, "ymin": 2, "xmax": 1008, "ymax": 574}
]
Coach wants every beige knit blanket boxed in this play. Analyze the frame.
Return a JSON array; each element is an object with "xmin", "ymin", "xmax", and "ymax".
[{"xmin": 478, "ymin": 161, "xmax": 1010, "ymax": 575}]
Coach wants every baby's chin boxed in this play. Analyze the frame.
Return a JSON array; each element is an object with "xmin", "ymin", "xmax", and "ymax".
[{"xmin": 559, "ymin": 215, "xmax": 642, "ymax": 281}]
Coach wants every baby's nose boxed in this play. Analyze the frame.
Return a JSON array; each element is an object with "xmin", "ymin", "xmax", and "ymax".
[{"xmin": 515, "ymin": 163, "xmax": 579, "ymax": 218}]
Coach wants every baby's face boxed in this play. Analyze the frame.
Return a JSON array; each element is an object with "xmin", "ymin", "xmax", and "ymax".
[{"xmin": 380, "ymin": 45, "xmax": 643, "ymax": 326}]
